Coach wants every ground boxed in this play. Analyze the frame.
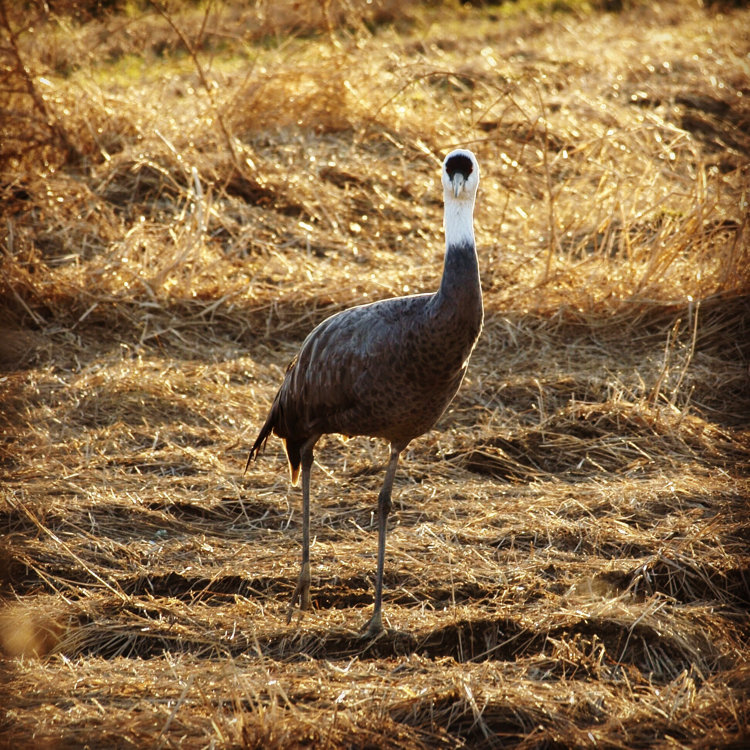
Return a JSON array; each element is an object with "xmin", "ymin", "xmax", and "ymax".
[{"xmin": 1, "ymin": 0, "xmax": 749, "ymax": 747}]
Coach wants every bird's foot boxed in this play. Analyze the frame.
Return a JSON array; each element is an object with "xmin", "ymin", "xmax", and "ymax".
[
  {"xmin": 286, "ymin": 562, "xmax": 311, "ymax": 624},
  {"xmin": 359, "ymin": 611, "xmax": 385, "ymax": 640}
]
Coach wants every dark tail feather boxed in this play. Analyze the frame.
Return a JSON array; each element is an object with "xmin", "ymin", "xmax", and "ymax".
[
  {"xmin": 285, "ymin": 440, "xmax": 302, "ymax": 486},
  {"xmin": 244, "ymin": 408, "xmax": 276, "ymax": 474},
  {"xmin": 245, "ymin": 392, "xmax": 302, "ymax": 484}
]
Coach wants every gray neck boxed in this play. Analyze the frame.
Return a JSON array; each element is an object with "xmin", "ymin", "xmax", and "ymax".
[{"xmin": 437, "ymin": 197, "xmax": 480, "ymax": 303}]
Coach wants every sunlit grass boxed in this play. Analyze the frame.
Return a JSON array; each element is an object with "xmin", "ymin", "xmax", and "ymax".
[{"xmin": 1, "ymin": 1, "xmax": 748, "ymax": 748}]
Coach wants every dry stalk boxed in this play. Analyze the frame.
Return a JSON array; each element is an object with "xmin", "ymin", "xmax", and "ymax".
[
  {"xmin": 0, "ymin": 0, "xmax": 80, "ymax": 164},
  {"xmin": 148, "ymin": 0, "xmax": 242, "ymax": 169}
]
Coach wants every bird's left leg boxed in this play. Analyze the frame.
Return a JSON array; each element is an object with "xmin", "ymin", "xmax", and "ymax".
[
  {"xmin": 361, "ymin": 443, "xmax": 402, "ymax": 637},
  {"xmin": 287, "ymin": 440, "xmax": 315, "ymax": 623}
]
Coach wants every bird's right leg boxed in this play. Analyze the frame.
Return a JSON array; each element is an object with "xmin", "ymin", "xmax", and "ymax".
[
  {"xmin": 287, "ymin": 441, "xmax": 315, "ymax": 623},
  {"xmin": 361, "ymin": 444, "xmax": 402, "ymax": 638}
]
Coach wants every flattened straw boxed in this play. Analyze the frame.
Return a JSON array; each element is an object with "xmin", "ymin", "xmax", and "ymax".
[
  {"xmin": 156, "ymin": 672, "xmax": 195, "ymax": 750},
  {"xmin": 617, "ymin": 596, "xmax": 668, "ymax": 667},
  {"xmin": 9, "ymin": 496, "xmax": 130, "ymax": 604}
]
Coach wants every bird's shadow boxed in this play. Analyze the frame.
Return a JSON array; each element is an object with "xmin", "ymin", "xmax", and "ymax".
[{"xmin": 260, "ymin": 622, "xmax": 419, "ymax": 660}]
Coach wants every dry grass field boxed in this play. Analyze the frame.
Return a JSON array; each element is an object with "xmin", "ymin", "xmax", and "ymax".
[{"xmin": 1, "ymin": 0, "xmax": 749, "ymax": 747}]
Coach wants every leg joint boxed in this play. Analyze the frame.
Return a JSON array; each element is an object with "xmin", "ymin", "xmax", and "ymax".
[{"xmin": 377, "ymin": 488, "xmax": 392, "ymax": 515}]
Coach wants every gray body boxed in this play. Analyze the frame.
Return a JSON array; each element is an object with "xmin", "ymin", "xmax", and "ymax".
[
  {"xmin": 246, "ymin": 149, "xmax": 483, "ymax": 635},
  {"xmin": 260, "ymin": 244, "xmax": 481, "ymax": 468}
]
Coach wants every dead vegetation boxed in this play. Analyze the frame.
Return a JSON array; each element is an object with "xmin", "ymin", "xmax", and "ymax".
[{"xmin": 1, "ymin": 0, "xmax": 749, "ymax": 747}]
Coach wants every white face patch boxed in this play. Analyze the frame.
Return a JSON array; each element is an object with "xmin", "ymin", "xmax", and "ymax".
[{"xmin": 441, "ymin": 150, "xmax": 479, "ymax": 251}]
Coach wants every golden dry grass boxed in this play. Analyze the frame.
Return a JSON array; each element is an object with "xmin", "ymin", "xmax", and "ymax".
[{"xmin": 1, "ymin": 0, "xmax": 749, "ymax": 747}]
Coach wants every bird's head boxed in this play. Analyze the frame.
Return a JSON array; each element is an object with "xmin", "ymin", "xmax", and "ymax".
[{"xmin": 442, "ymin": 149, "xmax": 479, "ymax": 202}]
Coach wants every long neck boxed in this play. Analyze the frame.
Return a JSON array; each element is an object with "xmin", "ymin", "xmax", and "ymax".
[{"xmin": 437, "ymin": 196, "xmax": 480, "ymax": 303}]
